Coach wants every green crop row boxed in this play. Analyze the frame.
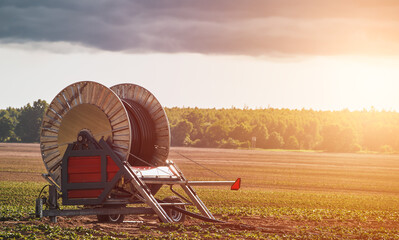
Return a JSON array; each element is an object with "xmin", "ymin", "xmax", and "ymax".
[
  {"xmin": 2, "ymin": 181, "xmax": 399, "ymax": 222},
  {"xmin": 0, "ymin": 181, "xmax": 44, "ymax": 207},
  {"xmin": 0, "ymin": 223, "xmax": 125, "ymax": 240},
  {"xmin": 3, "ymin": 181, "xmax": 399, "ymax": 239},
  {"xmin": 3, "ymin": 222, "xmax": 399, "ymax": 240}
]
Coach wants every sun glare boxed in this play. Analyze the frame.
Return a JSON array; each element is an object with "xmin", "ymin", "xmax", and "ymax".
[{"xmin": 332, "ymin": 58, "xmax": 399, "ymax": 111}]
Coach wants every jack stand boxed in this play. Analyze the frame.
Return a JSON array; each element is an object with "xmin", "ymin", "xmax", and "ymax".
[{"xmin": 48, "ymin": 185, "xmax": 59, "ymax": 223}]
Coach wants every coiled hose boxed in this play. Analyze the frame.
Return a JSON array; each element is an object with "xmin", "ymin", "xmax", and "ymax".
[{"xmin": 122, "ymin": 99, "xmax": 156, "ymax": 165}]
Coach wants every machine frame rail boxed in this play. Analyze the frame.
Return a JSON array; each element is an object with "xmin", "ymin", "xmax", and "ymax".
[{"xmin": 36, "ymin": 132, "xmax": 240, "ymax": 223}]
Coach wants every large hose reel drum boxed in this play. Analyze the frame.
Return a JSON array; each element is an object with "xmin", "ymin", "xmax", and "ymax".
[{"xmin": 40, "ymin": 81, "xmax": 170, "ymax": 186}]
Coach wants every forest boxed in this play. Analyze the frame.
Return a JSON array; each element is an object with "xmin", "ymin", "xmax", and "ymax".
[{"xmin": 1, "ymin": 99, "xmax": 399, "ymax": 153}]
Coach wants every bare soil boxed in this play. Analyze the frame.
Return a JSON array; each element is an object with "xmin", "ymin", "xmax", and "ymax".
[{"xmin": 3, "ymin": 213, "xmax": 399, "ymax": 239}]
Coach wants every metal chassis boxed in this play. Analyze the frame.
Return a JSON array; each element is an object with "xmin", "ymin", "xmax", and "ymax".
[{"xmin": 36, "ymin": 136, "xmax": 239, "ymax": 223}]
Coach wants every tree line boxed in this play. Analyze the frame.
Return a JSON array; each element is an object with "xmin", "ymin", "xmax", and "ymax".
[
  {"xmin": 1, "ymin": 99, "xmax": 399, "ymax": 153},
  {"xmin": 0, "ymin": 100, "xmax": 48, "ymax": 143},
  {"xmin": 166, "ymin": 107, "xmax": 399, "ymax": 153}
]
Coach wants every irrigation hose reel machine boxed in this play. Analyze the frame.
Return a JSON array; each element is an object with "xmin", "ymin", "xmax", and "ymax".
[{"xmin": 36, "ymin": 81, "xmax": 241, "ymax": 223}]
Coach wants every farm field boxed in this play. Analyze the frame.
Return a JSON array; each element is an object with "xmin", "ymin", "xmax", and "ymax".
[{"xmin": 2, "ymin": 143, "xmax": 399, "ymax": 239}]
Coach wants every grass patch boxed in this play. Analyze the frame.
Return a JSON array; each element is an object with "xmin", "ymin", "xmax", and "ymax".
[
  {"xmin": 0, "ymin": 223, "xmax": 122, "ymax": 239},
  {"xmin": 0, "ymin": 181, "xmax": 45, "ymax": 207}
]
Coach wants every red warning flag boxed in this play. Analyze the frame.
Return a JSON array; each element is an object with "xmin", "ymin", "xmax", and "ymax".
[{"xmin": 231, "ymin": 178, "xmax": 241, "ymax": 190}]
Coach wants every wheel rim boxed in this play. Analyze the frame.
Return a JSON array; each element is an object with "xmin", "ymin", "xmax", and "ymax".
[
  {"xmin": 109, "ymin": 214, "xmax": 121, "ymax": 222},
  {"xmin": 170, "ymin": 209, "xmax": 183, "ymax": 222}
]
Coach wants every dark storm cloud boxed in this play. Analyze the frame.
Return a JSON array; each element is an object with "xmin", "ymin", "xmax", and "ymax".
[{"xmin": 1, "ymin": 0, "xmax": 399, "ymax": 56}]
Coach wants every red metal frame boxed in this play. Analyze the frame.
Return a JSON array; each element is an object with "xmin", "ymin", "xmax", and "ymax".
[{"xmin": 61, "ymin": 136, "xmax": 126, "ymax": 205}]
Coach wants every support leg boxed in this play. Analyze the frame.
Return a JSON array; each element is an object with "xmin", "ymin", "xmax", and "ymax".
[
  {"xmin": 180, "ymin": 184, "xmax": 215, "ymax": 220},
  {"xmin": 123, "ymin": 166, "xmax": 173, "ymax": 223},
  {"xmin": 48, "ymin": 185, "xmax": 59, "ymax": 223},
  {"xmin": 35, "ymin": 198, "xmax": 43, "ymax": 218}
]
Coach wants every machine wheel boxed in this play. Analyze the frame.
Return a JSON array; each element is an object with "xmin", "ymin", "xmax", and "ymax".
[
  {"xmin": 108, "ymin": 214, "xmax": 125, "ymax": 223},
  {"xmin": 163, "ymin": 196, "xmax": 186, "ymax": 223},
  {"xmin": 97, "ymin": 214, "xmax": 125, "ymax": 223},
  {"xmin": 97, "ymin": 205, "xmax": 126, "ymax": 223},
  {"xmin": 97, "ymin": 214, "xmax": 109, "ymax": 222}
]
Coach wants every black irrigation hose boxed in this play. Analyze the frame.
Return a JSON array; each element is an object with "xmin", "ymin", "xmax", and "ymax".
[
  {"xmin": 37, "ymin": 184, "xmax": 52, "ymax": 209},
  {"xmin": 122, "ymin": 99, "xmax": 156, "ymax": 166},
  {"xmin": 37, "ymin": 184, "xmax": 50, "ymax": 199}
]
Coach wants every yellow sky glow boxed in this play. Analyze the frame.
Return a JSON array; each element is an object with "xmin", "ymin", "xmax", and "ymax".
[{"xmin": 1, "ymin": 45, "xmax": 399, "ymax": 111}]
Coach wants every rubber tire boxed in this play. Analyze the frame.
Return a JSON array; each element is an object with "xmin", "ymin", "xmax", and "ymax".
[
  {"xmin": 97, "ymin": 204, "xmax": 126, "ymax": 223},
  {"xmin": 108, "ymin": 214, "xmax": 125, "ymax": 223},
  {"xmin": 97, "ymin": 214, "xmax": 125, "ymax": 223},
  {"xmin": 97, "ymin": 214, "xmax": 109, "ymax": 222},
  {"xmin": 162, "ymin": 196, "xmax": 186, "ymax": 223}
]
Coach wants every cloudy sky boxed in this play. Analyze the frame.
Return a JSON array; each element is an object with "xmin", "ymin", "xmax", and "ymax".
[{"xmin": 1, "ymin": 0, "xmax": 399, "ymax": 110}]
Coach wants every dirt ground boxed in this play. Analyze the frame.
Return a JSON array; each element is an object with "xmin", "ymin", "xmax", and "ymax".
[
  {"xmin": 3, "ymin": 213, "xmax": 399, "ymax": 239},
  {"xmin": 3, "ymin": 143, "xmax": 399, "ymax": 190},
  {"xmin": 0, "ymin": 215, "xmax": 291, "ymax": 235}
]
